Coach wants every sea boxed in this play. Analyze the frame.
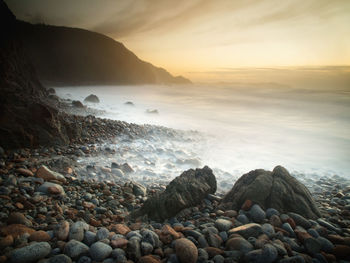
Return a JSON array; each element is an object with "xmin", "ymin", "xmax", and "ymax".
[{"xmin": 55, "ymin": 83, "xmax": 350, "ymax": 192}]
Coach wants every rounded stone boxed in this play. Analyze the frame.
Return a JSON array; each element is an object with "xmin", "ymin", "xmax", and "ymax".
[
  {"xmin": 175, "ymin": 238, "xmax": 198, "ymax": 263},
  {"xmin": 249, "ymin": 204, "xmax": 266, "ymax": 223},
  {"xmin": 90, "ymin": 241, "xmax": 112, "ymax": 261},
  {"xmin": 226, "ymin": 237, "xmax": 253, "ymax": 253},
  {"xmin": 215, "ymin": 219, "xmax": 232, "ymax": 232},
  {"xmin": 10, "ymin": 242, "xmax": 51, "ymax": 263},
  {"xmin": 29, "ymin": 230, "xmax": 51, "ymax": 242},
  {"xmin": 48, "ymin": 254, "xmax": 72, "ymax": 263},
  {"xmin": 96, "ymin": 227, "xmax": 109, "ymax": 241},
  {"xmin": 63, "ymin": 239, "xmax": 89, "ymax": 259}
]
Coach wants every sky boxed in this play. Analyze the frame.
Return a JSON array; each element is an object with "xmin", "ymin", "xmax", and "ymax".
[{"xmin": 5, "ymin": 0, "xmax": 350, "ymax": 82}]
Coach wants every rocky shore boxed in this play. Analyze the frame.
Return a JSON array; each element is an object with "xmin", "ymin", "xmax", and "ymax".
[{"xmin": 0, "ymin": 130, "xmax": 350, "ymax": 263}]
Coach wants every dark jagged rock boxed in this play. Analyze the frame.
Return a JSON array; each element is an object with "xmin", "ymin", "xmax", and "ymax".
[
  {"xmin": 132, "ymin": 166, "xmax": 217, "ymax": 221},
  {"xmin": 221, "ymin": 166, "xmax": 321, "ymax": 219},
  {"xmin": 72, "ymin": 100, "xmax": 84, "ymax": 108}
]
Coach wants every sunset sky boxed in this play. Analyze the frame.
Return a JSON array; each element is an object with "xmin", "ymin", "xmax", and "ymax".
[{"xmin": 6, "ymin": 0, "xmax": 350, "ymax": 82}]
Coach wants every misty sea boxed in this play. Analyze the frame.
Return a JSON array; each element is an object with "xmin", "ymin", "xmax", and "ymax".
[{"xmin": 55, "ymin": 83, "xmax": 350, "ymax": 191}]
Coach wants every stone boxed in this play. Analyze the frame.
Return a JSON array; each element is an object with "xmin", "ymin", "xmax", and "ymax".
[
  {"xmin": 332, "ymin": 245, "xmax": 350, "ymax": 260},
  {"xmin": 96, "ymin": 227, "xmax": 109, "ymax": 240},
  {"xmin": 262, "ymin": 244, "xmax": 278, "ymax": 263},
  {"xmin": 72, "ymin": 100, "xmax": 84, "ymax": 108},
  {"xmin": 111, "ymin": 238, "xmax": 128, "ymax": 248},
  {"xmin": 0, "ymin": 235, "xmax": 14, "ymax": 248},
  {"xmin": 90, "ymin": 241, "xmax": 112, "ymax": 261},
  {"xmin": 133, "ymin": 182, "xmax": 147, "ymax": 196},
  {"xmin": 69, "ymin": 221, "xmax": 88, "ymax": 241},
  {"xmin": 222, "ymin": 166, "xmax": 321, "ymax": 219},
  {"xmin": 57, "ymin": 221, "xmax": 69, "ymax": 241},
  {"xmin": 0, "ymin": 224, "xmax": 35, "ymax": 238},
  {"xmin": 304, "ymin": 237, "xmax": 321, "ymax": 255},
  {"xmin": 226, "ymin": 237, "xmax": 253, "ymax": 253},
  {"xmin": 7, "ymin": 212, "xmax": 32, "ymax": 227},
  {"xmin": 215, "ymin": 219, "xmax": 232, "ymax": 232},
  {"xmin": 16, "ymin": 168, "xmax": 34, "ymax": 177},
  {"xmin": 84, "ymin": 94, "xmax": 100, "ymax": 103},
  {"xmin": 36, "ymin": 165, "xmax": 66, "ymax": 183},
  {"xmin": 266, "ymin": 208, "xmax": 280, "ymax": 218},
  {"xmin": 49, "ymin": 254, "xmax": 72, "ymax": 263},
  {"xmin": 132, "ymin": 166, "xmax": 217, "ymax": 221},
  {"xmin": 63, "ymin": 240, "xmax": 89, "ymax": 259},
  {"xmin": 138, "ymin": 255, "xmax": 161, "ymax": 263},
  {"xmin": 269, "ymin": 215, "xmax": 282, "ymax": 228},
  {"xmin": 10, "ymin": 242, "xmax": 51, "ymax": 263},
  {"xmin": 141, "ymin": 230, "xmax": 160, "ymax": 248},
  {"xmin": 127, "ymin": 238, "xmax": 141, "ymax": 262},
  {"xmin": 77, "ymin": 256, "xmax": 92, "ymax": 263},
  {"xmin": 288, "ymin": 212, "xmax": 311, "ymax": 229},
  {"xmin": 261, "ymin": 223, "xmax": 275, "ymax": 238},
  {"xmin": 228, "ymin": 223, "xmax": 262, "ymax": 238},
  {"xmin": 205, "ymin": 247, "xmax": 223, "ymax": 258},
  {"xmin": 113, "ymin": 224, "xmax": 131, "ymax": 235},
  {"xmin": 37, "ymin": 182, "xmax": 65, "ymax": 195},
  {"xmin": 317, "ymin": 237, "xmax": 334, "ymax": 253},
  {"xmin": 29, "ymin": 230, "xmax": 51, "ymax": 242},
  {"xmin": 141, "ymin": 241, "xmax": 153, "ymax": 255},
  {"xmin": 249, "ymin": 204, "xmax": 266, "ymax": 223},
  {"xmin": 84, "ymin": 231, "xmax": 97, "ymax": 246},
  {"xmin": 279, "ymin": 255, "xmax": 305, "ymax": 263},
  {"xmin": 175, "ymin": 238, "xmax": 198, "ymax": 263}
]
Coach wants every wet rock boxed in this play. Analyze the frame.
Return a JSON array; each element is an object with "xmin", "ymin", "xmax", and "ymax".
[
  {"xmin": 37, "ymin": 182, "xmax": 65, "ymax": 195},
  {"xmin": 133, "ymin": 182, "xmax": 147, "ymax": 196},
  {"xmin": 16, "ymin": 168, "xmax": 34, "ymax": 177},
  {"xmin": 304, "ymin": 237, "xmax": 321, "ymax": 255},
  {"xmin": 69, "ymin": 221, "xmax": 88, "ymax": 241},
  {"xmin": 249, "ymin": 204, "xmax": 266, "ymax": 223},
  {"xmin": 113, "ymin": 224, "xmax": 131, "ymax": 235},
  {"xmin": 84, "ymin": 94, "xmax": 100, "ymax": 103},
  {"xmin": 132, "ymin": 166, "xmax": 216, "ymax": 221},
  {"xmin": 215, "ymin": 219, "xmax": 232, "ymax": 232},
  {"xmin": 72, "ymin": 100, "xmax": 84, "ymax": 108},
  {"xmin": 48, "ymin": 254, "xmax": 72, "ymax": 263},
  {"xmin": 36, "ymin": 165, "xmax": 66, "ymax": 183},
  {"xmin": 96, "ymin": 227, "xmax": 109, "ymax": 241},
  {"xmin": 146, "ymin": 109, "xmax": 158, "ymax": 114},
  {"xmin": 138, "ymin": 255, "xmax": 161, "ymax": 263},
  {"xmin": 7, "ymin": 212, "xmax": 32, "ymax": 227},
  {"xmin": 288, "ymin": 212, "xmax": 311, "ymax": 229},
  {"xmin": 90, "ymin": 241, "xmax": 112, "ymax": 261},
  {"xmin": 226, "ymin": 237, "xmax": 253, "ymax": 253},
  {"xmin": 10, "ymin": 242, "xmax": 51, "ymax": 263},
  {"xmin": 228, "ymin": 223, "xmax": 262, "ymax": 239},
  {"xmin": 0, "ymin": 224, "xmax": 35, "ymax": 238},
  {"xmin": 126, "ymin": 238, "xmax": 141, "ymax": 262},
  {"xmin": 57, "ymin": 221, "xmax": 69, "ymax": 241},
  {"xmin": 222, "ymin": 166, "xmax": 321, "ymax": 219},
  {"xmin": 29, "ymin": 230, "xmax": 51, "ymax": 242},
  {"xmin": 175, "ymin": 238, "xmax": 198, "ymax": 263},
  {"xmin": 63, "ymin": 239, "xmax": 89, "ymax": 259}
]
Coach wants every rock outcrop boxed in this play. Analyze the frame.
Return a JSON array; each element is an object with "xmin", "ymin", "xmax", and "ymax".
[
  {"xmin": 132, "ymin": 166, "xmax": 217, "ymax": 221},
  {"xmin": 221, "ymin": 166, "xmax": 321, "ymax": 219}
]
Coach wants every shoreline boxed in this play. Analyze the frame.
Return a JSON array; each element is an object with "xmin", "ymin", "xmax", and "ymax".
[{"xmin": 0, "ymin": 95, "xmax": 349, "ymax": 262}]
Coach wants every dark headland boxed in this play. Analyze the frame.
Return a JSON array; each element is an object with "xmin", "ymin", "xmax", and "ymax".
[{"xmin": 0, "ymin": 1, "xmax": 349, "ymax": 263}]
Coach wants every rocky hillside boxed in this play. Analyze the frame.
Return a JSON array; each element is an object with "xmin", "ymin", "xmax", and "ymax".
[{"xmin": 16, "ymin": 21, "xmax": 191, "ymax": 86}]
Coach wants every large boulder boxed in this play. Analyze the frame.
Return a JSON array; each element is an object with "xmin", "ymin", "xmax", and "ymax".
[
  {"xmin": 221, "ymin": 166, "xmax": 321, "ymax": 219},
  {"xmin": 84, "ymin": 94, "xmax": 100, "ymax": 103},
  {"xmin": 132, "ymin": 166, "xmax": 217, "ymax": 221}
]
